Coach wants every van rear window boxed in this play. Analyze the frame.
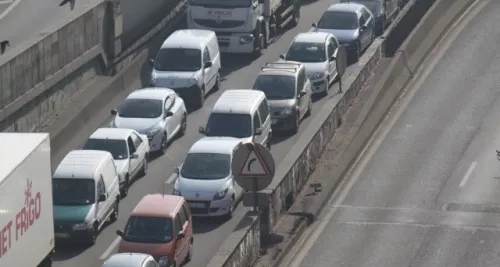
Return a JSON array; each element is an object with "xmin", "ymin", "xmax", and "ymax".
[
  {"xmin": 205, "ymin": 113, "xmax": 252, "ymax": 138},
  {"xmin": 124, "ymin": 216, "xmax": 173, "ymax": 243}
]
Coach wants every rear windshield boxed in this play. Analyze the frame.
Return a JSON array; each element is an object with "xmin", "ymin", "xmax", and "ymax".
[
  {"xmin": 124, "ymin": 216, "xmax": 173, "ymax": 243},
  {"xmin": 318, "ymin": 11, "xmax": 358, "ymax": 30},
  {"xmin": 205, "ymin": 113, "xmax": 252, "ymax": 138},
  {"xmin": 82, "ymin": 139, "xmax": 128, "ymax": 160}
]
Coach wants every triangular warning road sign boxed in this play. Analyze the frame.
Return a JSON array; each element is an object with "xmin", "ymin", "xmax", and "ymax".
[{"xmin": 238, "ymin": 150, "xmax": 269, "ymax": 177}]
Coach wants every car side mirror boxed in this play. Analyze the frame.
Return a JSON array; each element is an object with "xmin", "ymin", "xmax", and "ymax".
[
  {"xmin": 198, "ymin": 126, "xmax": 205, "ymax": 134},
  {"xmin": 254, "ymin": 128, "xmax": 263, "ymax": 136},
  {"xmin": 116, "ymin": 230, "xmax": 124, "ymax": 237},
  {"xmin": 98, "ymin": 194, "xmax": 107, "ymax": 202},
  {"xmin": 329, "ymin": 56, "xmax": 336, "ymax": 61},
  {"xmin": 299, "ymin": 91, "xmax": 306, "ymax": 98},
  {"xmin": 204, "ymin": 61, "xmax": 213, "ymax": 68},
  {"xmin": 279, "ymin": 54, "xmax": 285, "ymax": 60},
  {"xmin": 177, "ymin": 231, "xmax": 185, "ymax": 240},
  {"xmin": 174, "ymin": 166, "xmax": 180, "ymax": 174},
  {"xmin": 165, "ymin": 111, "xmax": 174, "ymax": 118},
  {"xmin": 312, "ymin": 22, "xmax": 317, "ymax": 28},
  {"xmin": 360, "ymin": 25, "xmax": 367, "ymax": 30},
  {"xmin": 111, "ymin": 109, "xmax": 117, "ymax": 116},
  {"xmin": 130, "ymin": 153, "xmax": 139, "ymax": 159},
  {"xmin": 148, "ymin": 59, "xmax": 155, "ymax": 66}
]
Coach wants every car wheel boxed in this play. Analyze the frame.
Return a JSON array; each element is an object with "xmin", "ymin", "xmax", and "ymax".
[
  {"xmin": 291, "ymin": 9, "xmax": 300, "ymax": 27},
  {"xmin": 88, "ymin": 224, "xmax": 98, "ymax": 246},
  {"xmin": 291, "ymin": 112, "xmax": 300, "ymax": 134},
  {"xmin": 353, "ymin": 42, "xmax": 361, "ymax": 62},
  {"xmin": 139, "ymin": 160, "xmax": 147, "ymax": 177},
  {"xmin": 110, "ymin": 201, "xmax": 119, "ymax": 222},
  {"xmin": 214, "ymin": 73, "xmax": 221, "ymax": 91},
  {"xmin": 120, "ymin": 175, "xmax": 129, "ymax": 198},
  {"xmin": 195, "ymin": 87, "xmax": 205, "ymax": 109},
  {"xmin": 179, "ymin": 113, "xmax": 187, "ymax": 137},
  {"xmin": 160, "ymin": 132, "xmax": 168, "ymax": 154},
  {"xmin": 305, "ymin": 99, "xmax": 312, "ymax": 117},
  {"xmin": 185, "ymin": 239, "xmax": 193, "ymax": 262},
  {"xmin": 224, "ymin": 196, "xmax": 235, "ymax": 220},
  {"xmin": 266, "ymin": 134, "xmax": 272, "ymax": 150}
]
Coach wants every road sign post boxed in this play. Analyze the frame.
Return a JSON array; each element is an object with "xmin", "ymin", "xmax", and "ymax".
[
  {"xmin": 336, "ymin": 45, "xmax": 347, "ymax": 93},
  {"xmin": 232, "ymin": 142, "xmax": 275, "ymax": 210}
]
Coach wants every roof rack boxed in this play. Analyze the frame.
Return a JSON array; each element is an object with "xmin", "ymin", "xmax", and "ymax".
[
  {"xmin": 260, "ymin": 67, "xmax": 297, "ymax": 73},
  {"xmin": 265, "ymin": 62, "xmax": 301, "ymax": 68}
]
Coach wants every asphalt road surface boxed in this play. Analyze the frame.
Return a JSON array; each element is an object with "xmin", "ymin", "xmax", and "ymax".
[
  {"xmin": 0, "ymin": 0, "xmax": 89, "ymax": 50},
  {"xmin": 286, "ymin": 1, "xmax": 500, "ymax": 267},
  {"xmin": 49, "ymin": 0, "xmax": 367, "ymax": 266}
]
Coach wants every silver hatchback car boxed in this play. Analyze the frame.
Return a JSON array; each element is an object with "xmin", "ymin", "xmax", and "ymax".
[
  {"xmin": 102, "ymin": 253, "xmax": 162, "ymax": 267},
  {"xmin": 252, "ymin": 62, "xmax": 312, "ymax": 134}
]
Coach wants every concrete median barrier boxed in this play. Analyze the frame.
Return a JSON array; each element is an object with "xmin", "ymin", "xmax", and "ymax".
[{"xmin": 204, "ymin": 0, "xmax": 478, "ymax": 266}]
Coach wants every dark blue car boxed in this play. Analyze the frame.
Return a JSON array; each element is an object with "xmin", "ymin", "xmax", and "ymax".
[{"xmin": 312, "ymin": 2, "xmax": 375, "ymax": 62}]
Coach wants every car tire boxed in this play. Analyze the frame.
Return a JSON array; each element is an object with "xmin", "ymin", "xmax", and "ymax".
[
  {"xmin": 305, "ymin": 99, "xmax": 312, "ymax": 117},
  {"xmin": 291, "ymin": 112, "xmax": 300, "ymax": 134},
  {"xmin": 110, "ymin": 201, "xmax": 119, "ymax": 222},
  {"xmin": 194, "ymin": 87, "xmax": 205, "ymax": 109},
  {"xmin": 178, "ymin": 113, "xmax": 187, "ymax": 137},
  {"xmin": 266, "ymin": 134, "xmax": 272, "ymax": 150},
  {"xmin": 160, "ymin": 132, "xmax": 168, "ymax": 155},
  {"xmin": 120, "ymin": 175, "xmax": 129, "ymax": 198},
  {"xmin": 353, "ymin": 41, "xmax": 361, "ymax": 62},
  {"xmin": 224, "ymin": 196, "xmax": 235, "ymax": 220},
  {"xmin": 88, "ymin": 224, "xmax": 98, "ymax": 246},
  {"xmin": 290, "ymin": 8, "xmax": 300, "ymax": 28},
  {"xmin": 185, "ymin": 239, "xmax": 193, "ymax": 262},
  {"xmin": 138, "ymin": 160, "xmax": 147, "ymax": 177},
  {"xmin": 214, "ymin": 73, "xmax": 221, "ymax": 91}
]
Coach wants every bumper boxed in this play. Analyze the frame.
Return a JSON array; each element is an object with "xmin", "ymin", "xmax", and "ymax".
[
  {"xmin": 216, "ymin": 33, "xmax": 255, "ymax": 53},
  {"xmin": 185, "ymin": 198, "xmax": 232, "ymax": 217},
  {"xmin": 271, "ymin": 115, "xmax": 296, "ymax": 131},
  {"xmin": 310, "ymin": 79, "xmax": 328, "ymax": 93},
  {"xmin": 54, "ymin": 226, "xmax": 94, "ymax": 243}
]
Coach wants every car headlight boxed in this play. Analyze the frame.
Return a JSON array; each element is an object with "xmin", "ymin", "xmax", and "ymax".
[
  {"xmin": 310, "ymin": 72, "xmax": 325, "ymax": 80},
  {"xmin": 72, "ymin": 222, "xmax": 91, "ymax": 230},
  {"xmin": 213, "ymin": 186, "xmax": 229, "ymax": 200},
  {"xmin": 280, "ymin": 107, "xmax": 293, "ymax": 115},
  {"xmin": 148, "ymin": 128, "xmax": 160, "ymax": 137},
  {"xmin": 158, "ymin": 256, "xmax": 169, "ymax": 267},
  {"xmin": 240, "ymin": 35, "xmax": 253, "ymax": 44}
]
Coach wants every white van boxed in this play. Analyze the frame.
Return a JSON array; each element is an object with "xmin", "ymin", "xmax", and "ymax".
[
  {"xmin": 149, "ymin": 29, "xmax": 221, "ymax": 109},
  {"xmin": 199, "ymin": 89, "xmax": 272, "ymax": 149},
  {"xmin": 52, "ymin": 150, "xmax": 121, "ymax": 245}
]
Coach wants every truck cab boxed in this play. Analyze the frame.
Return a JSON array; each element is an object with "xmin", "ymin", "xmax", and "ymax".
[{"xmin": 186, "ymin": 0, "xmax": 300, "ymax": 54}]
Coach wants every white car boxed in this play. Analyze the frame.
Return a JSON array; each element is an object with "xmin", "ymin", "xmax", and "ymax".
[
  {"xmin": 110, "ymin": 88, "xmax": 188, "ymax": 154},
  {"xmin": 102, "ymin": 253, "xmax": 160, "ymax": 267},
  {"xmin": 280, "ymin": 32, "xmax": 340, "ymax": 95},
  {"xmin": 172, "ymin": 137, "xmax": 244, "ymax": 218},
  {"xmin": 82, "ymin": 128, "xmax": 150, "ymax": 197}
]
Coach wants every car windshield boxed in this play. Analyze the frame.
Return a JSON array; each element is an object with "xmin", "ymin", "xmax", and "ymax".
[
  {"xmin": 181, "ymin": 153, "xmax": 231, "ymax": 179},
  {"xmin": 189, "ymin": 0, "xmax": 251, "ymax": 8},
  {"xmin": 154, "ymin": 48, "xmax": 201, "ymax": 71},
  {"xmin": 355, "ymin": 1, "xmax": 379, "ymax": 13},
  {"xmin": 205, "ymin": 113, "xmax": 252, "ymax": 138},
  {"xmin": 52, "ymin": 178, "xmax": 95, "ymax": 205},
  {"xmin": 124, "ymin": 216, "xmax": 173, "ymax": 243},
  {"xmin": 318, "ymin": 11, "xmax": 359, "ymax": 30},
  {"xmin": 118, "ymin": 99, "xmax": 163, "ymax": 119},
  {"xmin": 253, "ymin": 75, "xmax": 296, "ymax": 100},
  {"xmin": 286, "ymin": 42, "xmax": 326, "ymax": 62},
  {"xmin": 82, "ymin": 139, "xmax": 128, "ymax": 160}
]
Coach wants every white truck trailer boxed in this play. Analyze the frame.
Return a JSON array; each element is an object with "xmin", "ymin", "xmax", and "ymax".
[
  {"xmin": 186, "ymin": 0, "xmax": 300, "ymax": 54},
  {"xmin": 0, "ymin": 133, "xmax": 54, "ymax": 267}
]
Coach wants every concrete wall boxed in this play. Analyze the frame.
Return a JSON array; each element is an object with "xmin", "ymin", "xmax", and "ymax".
[{"xmin": 203, "ymin": 0, "xmax": 477, "ymax": 266}]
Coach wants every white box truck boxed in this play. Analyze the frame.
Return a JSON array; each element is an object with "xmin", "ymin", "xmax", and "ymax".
[
  {"xmin": 186, "ymin": 0, "xmax": 300, "ymax": 54},
  {"xmin": 0, "ymin": 133, "xmax": 54, "ymax": 267}
]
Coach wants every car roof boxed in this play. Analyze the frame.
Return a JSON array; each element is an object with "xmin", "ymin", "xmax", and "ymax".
[
  {"xmin": 188, "ymin": 137, "xmax": 242, "ymax": 155},
  {"xmin": 293, "ymin": 32, "xmax": 331, "ymax": 43},
  {"xmin": 259, "ymin": 62, "xmax": 302, "ymax": 77},
  {"xmin": 89, "ymin": 128, "xmax": 135, "ymax": 140},
  {"xmin": 161, "ymin": 29, "xmax": 215, "ymax": 50},
  {"xmin": 131, "ymin": 194, "xmax": 184, "ymax": 218},
  {"xmin": 102, "ymin": 253, "xmax": 151, "ymax": 267},
  {"xmin": 327, "ymin": 2, "xmax": 364, "ymax": 13},
  {"xmin": 212, "ymin": 89, "xmax": 265, "ymax": 114},
  {"xmin": 126, "ymin": 88, "xmax": 174, "ymax": 101},
  {"xmin": 54, "ymin": 150, "xmax": 112, "ymax": 179}
]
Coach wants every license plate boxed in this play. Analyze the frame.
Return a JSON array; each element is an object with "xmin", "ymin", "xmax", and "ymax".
[
  {"xmin": 55, "ymin": 233, "xmax": 70, "ymax": 238},
  {"xmin": 189, "ymin": 203, "xmax": 206, "ymax": 208}
]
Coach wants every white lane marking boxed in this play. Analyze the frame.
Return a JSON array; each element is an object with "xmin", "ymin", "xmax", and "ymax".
[
  {"xmin": 166, "ymin": 173, "xmax": 177, "ymax": 184},
  {"xmin": 100, "ymin": 236, "xmax": 121, "ymax": 260},
  {"xmin": 283, "ymin": 1, "xmax": 488, "ymax": 266},
  {"xmin": 459, "ymin": 161, "xmax": 477, "ymax": 187},
  {"xmin": 0, "ymin": 0, "xmax": 21, "ymax": 20},
  {"xmin": 0, "ymin": 0, "xmax": 13, "ymax": 4}
]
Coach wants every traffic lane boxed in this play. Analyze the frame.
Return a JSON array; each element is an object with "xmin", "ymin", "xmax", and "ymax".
[
  {"xmin": 437, "ymin": 95, "xmax": 500, "ymax": 209},
  {"xmin": 0, "ymin": 0, "xmax": 14, "ymax": 18},
  {"xmin": 340, "ymin": 0, "xmax": 500, "ymax": 210},
  {"xmin": 0, "ymin": 0, "xmax": 88, "ymax": 49},
  {"xmin": 295, "ymin": 1, "xmax": 500, "ymax": 266},
  {"xmin": 50, "ymin": 0, "xmax": 362, "ymax": 265}
]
